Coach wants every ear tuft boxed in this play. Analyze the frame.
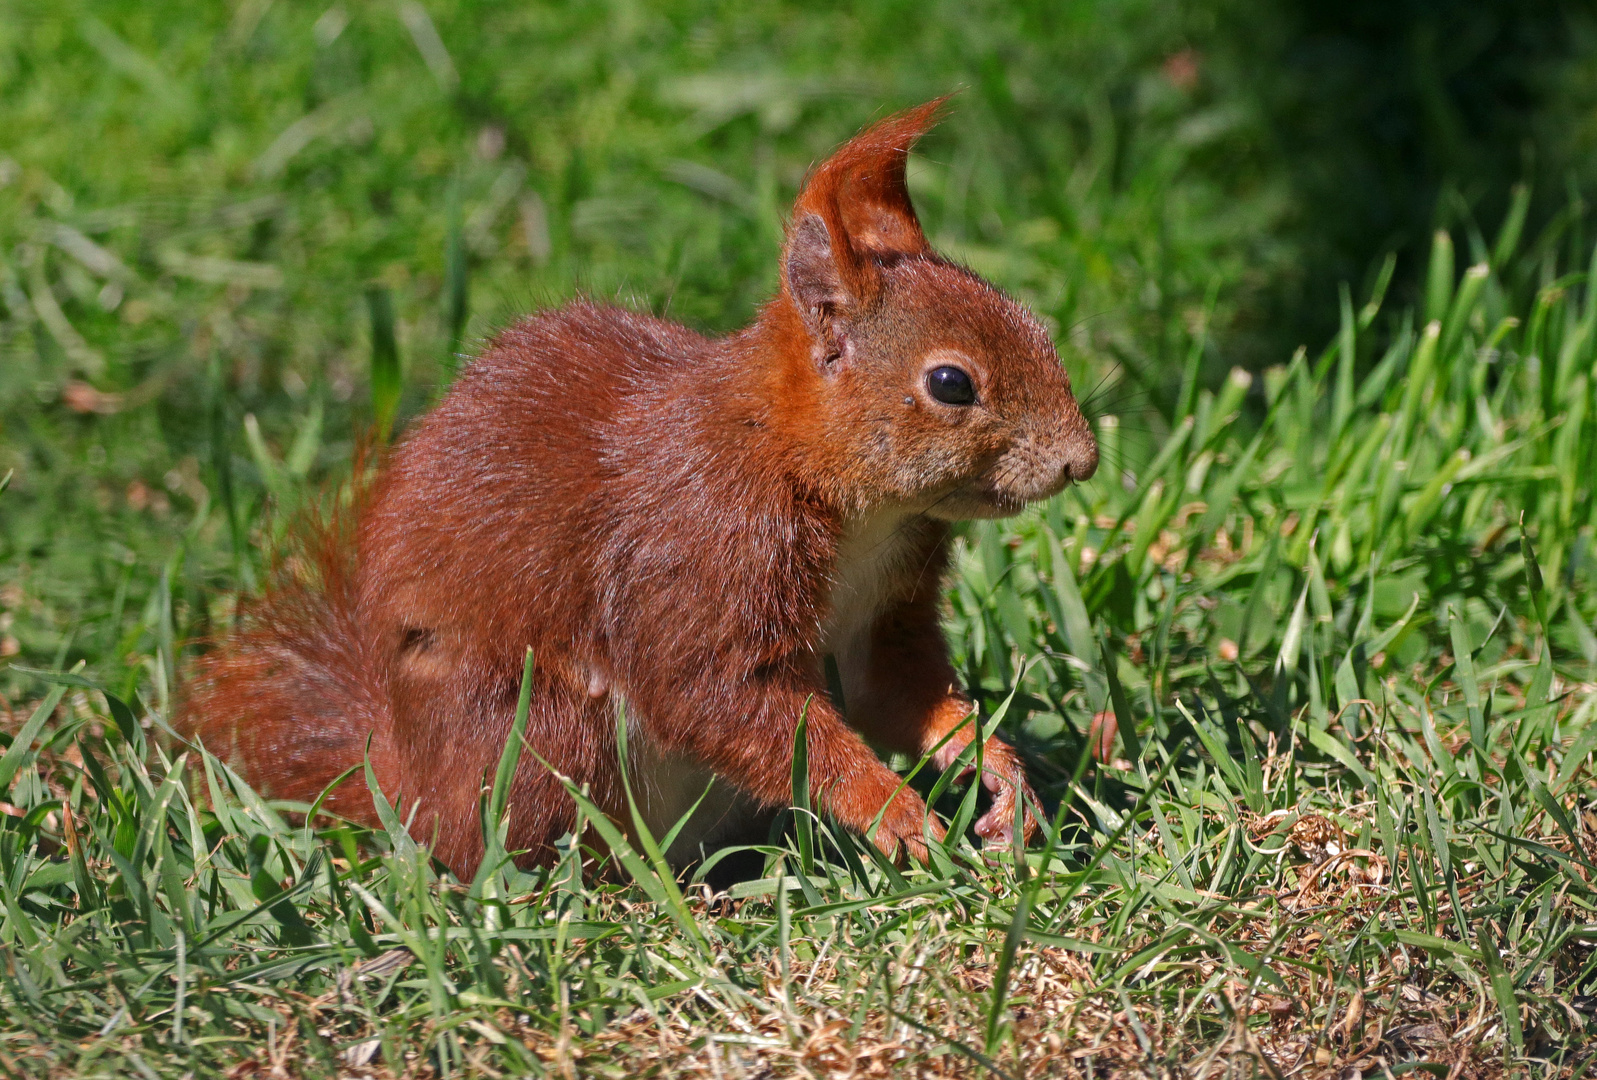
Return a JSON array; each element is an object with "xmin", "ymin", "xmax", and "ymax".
[{"xmin": 782, "ymin": 97, "xmax": 948, "ymax": 311}]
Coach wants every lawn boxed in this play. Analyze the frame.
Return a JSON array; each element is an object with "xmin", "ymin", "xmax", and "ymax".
[{"xmin": 1, "ymin": 3, "xmax": 1595, "ymax": 1077}]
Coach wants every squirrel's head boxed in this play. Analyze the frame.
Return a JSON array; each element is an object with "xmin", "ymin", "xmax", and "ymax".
[{"xmin": 771, "ymin": 99, "xmax": 1098, "ymax": 520}]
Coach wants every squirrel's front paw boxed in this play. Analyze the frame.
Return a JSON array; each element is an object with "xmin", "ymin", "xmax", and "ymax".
[
  {"xmin": 972, "ymin": 744, "xmax": 1041, "ymax": 847},
  {"xmin": 869, "ymin": 787, "xmax": 945, "ymax": 864}
]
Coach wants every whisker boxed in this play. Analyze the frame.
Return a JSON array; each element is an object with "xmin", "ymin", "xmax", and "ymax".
[
  {"xmin": 1094, "ymin": 424, "xmax": 1166, "ymax": 439},
  {"xmin": 1078, "ymin": 364, "xmax": 1125, "ymax": 411},
  {"xmin": 1082, "ymin": 381, "xmax": 1156, "ymax": 403},
  {"xmin": 1085, "ymin": 404, "xmax": 1161, "ymax": 424},
  {"xmin": 1081, "ymin": 387, "xmax": 1159, "ymax": 413},
  {"xmin": 1061, "ymin": 306, "xmax": 1123, "ymax": 337},
  {"xmin": 1082, "ymin": 397, "xmax": 1157, "ymax": 417}
]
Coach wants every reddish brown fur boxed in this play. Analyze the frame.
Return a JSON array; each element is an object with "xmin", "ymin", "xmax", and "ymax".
[{"xmin": 181, "ymin": 101, "xmax": 1098, "ymax": 878}]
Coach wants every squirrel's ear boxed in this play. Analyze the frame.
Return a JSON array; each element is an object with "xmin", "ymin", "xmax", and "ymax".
[
  {"xmin": 783, "ymin": 98, "xmax": 946, "ymax": 315},
  {"xmin": 785, "ymin": 213, "xmax": 849, "ymax": 332}
]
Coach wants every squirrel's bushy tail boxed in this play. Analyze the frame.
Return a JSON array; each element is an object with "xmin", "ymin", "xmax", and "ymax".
[{"xmin": 179, "ymin": 488, "xmax": 395, "ymax": 827}]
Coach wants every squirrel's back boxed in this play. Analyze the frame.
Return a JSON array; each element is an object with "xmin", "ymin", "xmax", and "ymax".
[
  {"xmin": 182, "ymin": 300, "xmax": 757, "ymax": 838},
  {"xmin": 358, "ymin": 301, "xmax": 742, "ymax": 671},
  {"xmin": 179, "ymin": 301, "xmax": 712, "ymax": 802}
]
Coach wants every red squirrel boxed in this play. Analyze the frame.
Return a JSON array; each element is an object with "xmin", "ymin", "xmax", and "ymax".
[{"xmin": 181, "ymin": 100, "xmax": 1098, "ymax": 879}]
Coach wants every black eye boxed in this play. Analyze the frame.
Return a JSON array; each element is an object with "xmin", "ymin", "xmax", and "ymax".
[{"xmin": 926, "ymin": 365, "xmax": 976, "ymax": 406}]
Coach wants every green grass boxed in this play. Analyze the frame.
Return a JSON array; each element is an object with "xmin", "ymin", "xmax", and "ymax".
[{"xmin": 3, "ymin": 3, "xmax": 1597, "ymax": 1077}]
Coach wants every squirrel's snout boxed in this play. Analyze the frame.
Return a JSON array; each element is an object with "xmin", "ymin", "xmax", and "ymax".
[
  {"xmin": 987, "ymin": 421, "xmax": 1099, "ymax": 510},
  {"xmin": 1033, "ymin": 409, "xmax": 1099, "ymax": 496},
  {"xmin": 1055, "ymin": 393, "xmax": 1100, "ymax": 487}
]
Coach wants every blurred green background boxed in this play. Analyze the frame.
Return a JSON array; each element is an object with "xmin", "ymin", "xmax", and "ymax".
[{"xmin": 2, "ymin": 0, "xmax": 1596, "ymax": 696}]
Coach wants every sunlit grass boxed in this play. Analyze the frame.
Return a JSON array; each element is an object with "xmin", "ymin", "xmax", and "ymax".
[{"xmin": 2, "ymin": 4, "xmax": 1596, "ymax": 1077}]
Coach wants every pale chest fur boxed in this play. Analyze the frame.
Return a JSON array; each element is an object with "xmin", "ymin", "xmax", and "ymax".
[{"xmin": 821, "ymin": 510, "xmax": 932, "ymax": 708}]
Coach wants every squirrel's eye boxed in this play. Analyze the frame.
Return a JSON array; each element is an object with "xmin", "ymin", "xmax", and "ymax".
[{"xmin": 926, "ymin": 365, "xmax": 976, "ymax": 406}]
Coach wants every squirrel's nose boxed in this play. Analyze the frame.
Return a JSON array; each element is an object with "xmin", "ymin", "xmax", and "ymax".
[
  {"xmin": 1063, "ymin": 434, "xmax": 1099, "ymax": 483},
  {"xmin": 1050, "ymin": 405, "xmax": 1099, "ymax": 486},
  {"xmin": 1022, "ymin": 427, "xmax": 1099, "ymax": 503}
]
